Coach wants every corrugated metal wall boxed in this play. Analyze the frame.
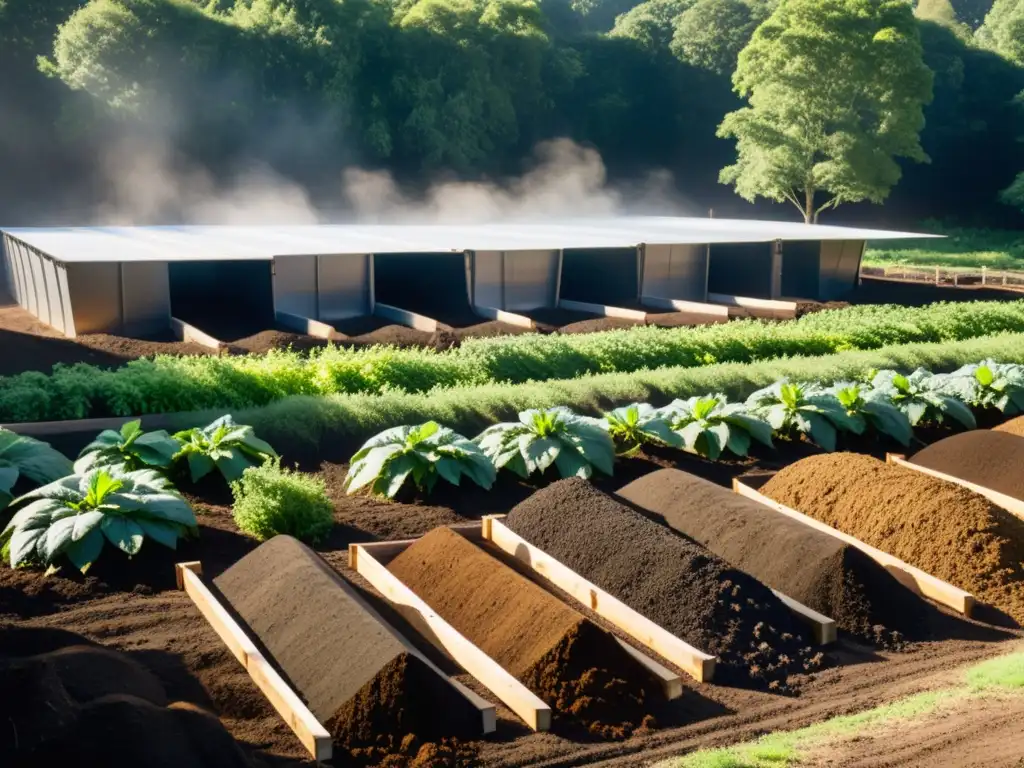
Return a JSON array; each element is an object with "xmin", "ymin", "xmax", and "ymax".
[
  {"xmin": 560, "ymin": 248, "xmax": 640, "ymax": 306},
  {"xmin": 2, "ymin": 233, "xmax": 76, "ymax": 335},
  {"xmin": 641, "ymin": 243, "xmax": 708, "ymax": 301},
  {"xmin": 272, "ymin": 254, "xmax": 372, "ymax": 320},
  {"xmin": 708, "ymin": 243, "xmax": 773, "ymax": 298},
  {"xmin": 472, "ymin": 250, "xmax": 559, "ymax": 311},
  {"xmin": 780, "ymin": 241, "xmax": 820, "ymax": 299},
  {"xmin": 819, "ymin": 240, "xmax": 865, "ymax": 300}
]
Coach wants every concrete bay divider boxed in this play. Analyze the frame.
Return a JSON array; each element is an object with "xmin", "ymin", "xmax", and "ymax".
[
  {"xmin": 733, "ymin": 474, "xmax": 976, "ymax": 617},
  {"xmin": 169, "ymin": 316, "xmax": 224, "ymax": 350},
  {"xmin": 471, "ymin": 305, "xmax": 536, "ymax": 329},
  {"xmin": 373, "ymin": 302, "xmax": 439, "ymax": 333},
  {"xmin": 557, "ymin": 299, "xmax": 648, "ymax": 322},
  {"xmin": 640, "ymin": 296, "xmax": 731, "ymax": 324},
  {"xmin": 274, "ymin": 310, "xmax": 340, "ymax": 340},
  {"xmin": 707, "ymin": 293, "xmax": 799, "ymax": 320}
]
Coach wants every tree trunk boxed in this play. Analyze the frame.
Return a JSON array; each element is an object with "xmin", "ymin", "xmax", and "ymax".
[{"xmin": 803, "ymin": 187, "xmax": 816, "ymax": 225}]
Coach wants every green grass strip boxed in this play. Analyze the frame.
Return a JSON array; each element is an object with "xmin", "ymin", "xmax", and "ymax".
[
  {"xmin": 864, "ymin": 226, "xmax": 1024, "ymax": 270},
  {"xmin": 234, "ymin": 332, "xmax": 1024, "ymax": 459},
  {"xmin": 658, "ymin": 650, "xmax": 1024, "ymax": 768},
  {"xmin": 3, "ymin": 300, "xmax": 1024, "ymax": 422}
]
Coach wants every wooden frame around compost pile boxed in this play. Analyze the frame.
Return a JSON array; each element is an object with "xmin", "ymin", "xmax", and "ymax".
[
  {"xmin": 887, "ymin": 454, "xmax": 1024, "ymax": 523},
  {"xmin": 732, "ymin": 475, "xmax": 976, "ymax": 617},
  {"xmin": 174, "ymin": 562, "xmax": 333, "ymax": 762}
]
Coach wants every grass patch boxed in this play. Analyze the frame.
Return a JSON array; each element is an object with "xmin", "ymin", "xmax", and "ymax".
[
  {"xmin": 658, "ymin": 651, "xmax": 1024, "ymax": 768},
  {"xmin": 864, "ymin": 225, "xmax": 1024, "ymax": 270}
]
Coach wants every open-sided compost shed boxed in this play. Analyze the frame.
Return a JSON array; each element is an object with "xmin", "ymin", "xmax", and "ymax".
[{"xmin": 0, "ymin": 219, "xmax": 932, "ymax": 338}]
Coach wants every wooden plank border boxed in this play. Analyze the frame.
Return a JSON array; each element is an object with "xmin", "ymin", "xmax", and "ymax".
[
  {"xmin": 349, "ymin": 540, "xmax": 553, "ymax": 732},
  {"xmin": 557, "ymin": 298, "xmax": 647, "ymax": 322},
  {"xmin": 174, "ymin": 562, "xmax": 333, "ymax": 762},
  {"xmin": 373, "ymin": 302, "xmax": 439, "ymax": 333},
  {"xmin": 472, "ymin": 305, "xmax": 536, "ymax": 330},
  {"xmin": 732, "ymin": 477, "xmax": 976, "ymax": 617},
  {"xmin": 770, "ymin": 590, "xmax": 837, "ymax": 645},
  {"xmin": 481, "ymin": 516, "xmax": 717, "ymax": 683},
  {"xmin": 887, "ymin": 453, "xmax": 1024, "ymax": 522},
  {"xmin": 170, "ymin": 317, "xmax": 224, "ymax": 350}
]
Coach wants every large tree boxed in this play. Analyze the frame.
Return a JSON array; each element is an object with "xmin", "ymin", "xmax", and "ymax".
[
  {"xmin": 977, "ymin": 0, "xmax": 1024, "ymax": 64},
  {"xmin": 669, "ymin": 0, "xmax": 772, "ymax": 75},
  {"xmin": 717, "ymin": 0, "xmax": 934, "ymax": 223}
]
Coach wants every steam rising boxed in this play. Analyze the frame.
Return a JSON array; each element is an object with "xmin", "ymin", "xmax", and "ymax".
[{"xmin": 92, "ymin": 136, "xmax": 681, "ymax": 225}]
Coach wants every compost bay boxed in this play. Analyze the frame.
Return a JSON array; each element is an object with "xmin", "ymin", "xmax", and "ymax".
[
  {"xmin": 911, "ymin": 430, "xmax": 1024, "ymax": 501},
  {"xmin": 617, "ymin": 469, "xmax": 925, "ymax": 647},
  {"xmin": 761, "ymin": 454, "xmax": 1024, "ymax": 625},
  {"xmin": 504, "ymin": 479, "xmax": 820, "ymax": 690},
  {"xmin": 386, "ymin": 526, "xmax": 656, "ymax": 738}
]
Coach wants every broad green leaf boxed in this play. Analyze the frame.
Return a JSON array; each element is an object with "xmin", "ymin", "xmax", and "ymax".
[
  {"xmin": 187, "ymin": 452, "xmax": 217, "ymax": 482},
  {"xmin": 521, "ymin": 435, "xmax": 560, "ymax": 474},
  {"xmin": 346, "ymin": 444, "xmax": 403, "ymax": 493},
  {"xmin": 382, "ymin": 453, "xmax": 417, "ymax": 497},
  {"xmin": 65, "ymin": 529, "xmax": 105, "ymax": 573},
  {"xmin": 904, "ymin": 400, "xmax": 929, "ymax": 426},
  {"xmin": 101, "ymin": 517, "xmax": 145, "ymax": 556},
  {"xmin": 553, "ymin": 448, "xmax": 591, "ymax": 479},
  {"xmin": 72, "ymin": 509, "xmax": 106, "ymax": 541},
  {"xmin": 723, "ymin": 413, "xmax": 774, "ymax": 447},
  {"xmin": 434, "ymin": 457, "xmax": 464, "ymax": 486},
  {"xmin": 40, "ymin": 516, "xmax": 77, "ymax": 563},
  {"xmin": 214, "ymin": 451, "xmax": 255, "ymax": 483},
  {"xmin": 10, "ymin": 524, "xmax": 48, "ymax": 567},
  {"xmin": 0, "ymin": 466, "xmax": 18, "ymax": 494},
  {"xmin": 726, "ymin": 427, "xmax": 751, "ymax": 458},
  {"xmin": 806, "ymin": 413, "xmax": 837, "ymax": 451},
  {"xmin": 136, "ymin": 519, "xmax": 180, "ymax": 550}
]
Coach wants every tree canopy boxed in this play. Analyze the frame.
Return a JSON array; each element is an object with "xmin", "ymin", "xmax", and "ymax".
[{"xmin": 718, "ymin": 0, "xmax": 934, "ymax": 223}]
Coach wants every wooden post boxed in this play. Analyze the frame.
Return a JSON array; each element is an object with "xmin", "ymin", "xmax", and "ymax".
[
  {"xmin": 935, "ymin": 267, "xmax": 940, "ymax": 285},
  {"xmin": 982, "ymin": 266, "xmax": 987, "ymax": 286}
]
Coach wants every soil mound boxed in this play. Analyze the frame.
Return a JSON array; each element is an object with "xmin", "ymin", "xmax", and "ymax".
[
  {"xmin": 911, "ymin": 430, "xmax": 1024, "ymax": 501},
  {"xmin": 214, "ymin": 535, "xmax": 480, "ymax": 752},
  {"xmin": 504, "ymin": 480, "xmax": 819, "ymax": 691},
  {"xmin": 994, "ymin": 415, "xmax": 1024, "ymax": 438},
  {"xmin": 761, "ymin": 454, "xmax": 1024, "ymax": 624},
  {"xmin": 617, "ymin": 469, "xmax": 924, "ymax": 647},
  {"xmin": 0, "ymin": 625, "xmax": 251, "ymax": 768},
  {"xmin": 76, "ymin": 332, "xmax": 215, "ymax": 359},
  {"xmin": 387, "ymin": 526, "xmax": 655, "ymax": 737},
  {"xmin": 226, "ymin": 330, "xmax": 330, "ymax": 355}
]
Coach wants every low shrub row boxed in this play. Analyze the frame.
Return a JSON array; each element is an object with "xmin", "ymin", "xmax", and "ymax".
[
  {"xmin": 3, "ymin": 300, "xmax": 1024, "ymax": 422},
  {"xmin": 341, "ymin": 359, "xmax": 1016, "ymax": 499},
  {"xmin": 241, "ymin": 332, "xmax": 1024, "ymax": 464}
]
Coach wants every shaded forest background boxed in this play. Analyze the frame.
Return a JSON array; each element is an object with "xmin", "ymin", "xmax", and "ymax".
[{"xmin": 0, "ymin": 0, "xmax": 1021, "ymax": 227}]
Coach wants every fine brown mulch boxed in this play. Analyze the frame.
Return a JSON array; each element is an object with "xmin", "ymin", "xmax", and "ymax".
[
  {"xmin": 993, "ymin": 415, "xmax": 1024, "ymax": 438},
  {"xmin": 910, "ymin": 430, "xmax": 1024, "ymax": 502},
  {"xmin": 504, "ymin": 479, "xmax": 820, "ymax": 691},
  {"xmin": 386, "ymin": 526, "xmax": 656, "ymax": 738},
  {"xmin": 761, "ymin": 454, "xmax": 1024, "ymax": 626},
  {"xmin": 213, "ymin": 535, "xmax": 481, "ymax": 762},
  {"xmin": 616, "ymin": 469, "xmax": 925, "ymax": 647},
  {"xmin": 0, "ymin": 624, "xmax": 252, "ymax": 768}
]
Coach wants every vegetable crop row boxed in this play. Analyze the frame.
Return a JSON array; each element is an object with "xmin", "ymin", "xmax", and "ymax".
[{"xmin": 3, "ymin": 300, "xmax": 1024, "ymax": 423}]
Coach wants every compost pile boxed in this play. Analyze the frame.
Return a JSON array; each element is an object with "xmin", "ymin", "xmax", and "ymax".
[
  {"xmin": 387, "ymin": 526, "xmax": 656, "ymax": 737},
  {"xmin": 214, "ymin": 535, "xmax": 481, "ymax": 765},
  {"xmin": 504, "ymin": 479, "xmax": 820, "ymax": 691},
  {"xmin": 0, "ymin": 625, "xmax": 251, "ymax": 768},
  {"xmin": 994, "ymin": 415, "xmax": 1024, "ymax": 438},
  {"xmin": 617, "ymin": 469, "xmax": 924, "ymax": 648},
  {"xmin": 911, "ymin": 431, "xmax": 1024, "ymax": 501},
  {"xmin": 761, "ymin": 454, "xmax": 1024, "ymax": 624}
]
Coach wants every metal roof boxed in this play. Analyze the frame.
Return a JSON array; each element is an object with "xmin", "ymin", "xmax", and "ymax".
[{"xmin": 0, "ymin": 217, "xmax": 938, "ymax": 264}]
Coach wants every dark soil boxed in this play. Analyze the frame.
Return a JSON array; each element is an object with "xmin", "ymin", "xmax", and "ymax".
[
  {"xmin": 225, "ymin": 330, "xmax": 333, "ymax": 355},
  {"xmin": 848, "ymin": 276, "xmax": 1024, "ymax": 306},
  {"xmin": 386, "ymin": 526, "xmax": 655, "ymax": 738},
  {"xmin": 76, "ymin": 331, "xmax": 216, "ymax": 359},
  {"xmin": 761, "ymin": 453, "xmax": 1024, "ymax": 626},
  {"xmin": 504, "ymin": 479, "xmax": 821, "ymax": 691},
  {"xmin": 911, "ymin": 430, "xmax": 1024, "ymax": 501},
  {"xmin": 214, "ymin": 535, "xmax": 481, "ymax": 754},
  {"xmin": 523, "ymin": 306, "xmax": 641, "ymax": 335},
  {"xmin": 793, "ymin": 301, "xmax": 851, "ymax": 317},
  {"xmin": 994, "ymin": 415, "xmax": 1024, "ymax": 438},
  {"xmin": 0, "ymin": 624, "xmax": 252, "ymax": 768},
  {"xmin": 616, "ymin": 469, "xmax": 925, "ymax": 647}
]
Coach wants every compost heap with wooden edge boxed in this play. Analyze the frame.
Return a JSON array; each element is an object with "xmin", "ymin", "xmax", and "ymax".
[
  {"xmin": 385, "ymin": 526, "xmax": 656, "ymax": 738},
  {"xmin": 213, "ymin": 535, "xmax": 481, "ymax": 766},
  {"xmin": 503, "ymin": 479, "xmax": 820, "ymax": 691},
  {"xmin": 994, "ymin": 415, "xmax": 1024, "ymax": 438},
  {"xmin": 910, "ymin": 430, "xmax": 1024, "ymax": 501},
  {"xmin": 1, "ymin": 624, "xmax": 252, "ymax": 768},
  {"xmin": 760, "ymin": 454, "xmax": 1024, "ymax": 625},
  {"xmin": 616, "ymin": 469, "xmax": 927, "ymax": 648}
]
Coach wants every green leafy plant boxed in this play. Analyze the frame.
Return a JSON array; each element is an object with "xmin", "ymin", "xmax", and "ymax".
[
  {"xmin": 943, "ymin": 360, "xmax": 1024, "ymax": 414},
  {"xmin": 827, "ymin": 383, "xmax": 914, "ymax": 446},
  {"xmin": 231, "ymin": 459, "xmax": 334, "ymax": 543},
  {"xmin": 0, "ymin": 468, "xmax": 198, "ymax": 573},
  {"xmin": 603, "ymin": 403, "xmax": 682, "ymax": 457},
  {"xmin": 659, "ymin": 395, "xmax": 773, "ymax": 460},
  {"xmin": 75, "ymin": 420, "xmax": 181, "ymax": 476},
  {"xmin": 345, "ymin": 422, "xmax": 495, "ymax": 498},
  {"xmin": 0, "ymin": 429, "xmax": 73, "ymax": 513},
  {"xmin": 475, "ymin": 406, "xmax": 615, "ymax": 479},
  {"xmin": 173, "ymin": 416, "xmax": 278, "ymax": 483},
  {"xmin": 870, "ymin": 369, "xmax": 977, "ymax": 428},
  {"xmin": 747, "ymin": 381, "xmax": 860, "ymax": 451}
]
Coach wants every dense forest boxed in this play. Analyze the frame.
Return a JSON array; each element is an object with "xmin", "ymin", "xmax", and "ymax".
[{"xmin": 0, "ymin": 0, "xmax": 1022, "ymax": 226}]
